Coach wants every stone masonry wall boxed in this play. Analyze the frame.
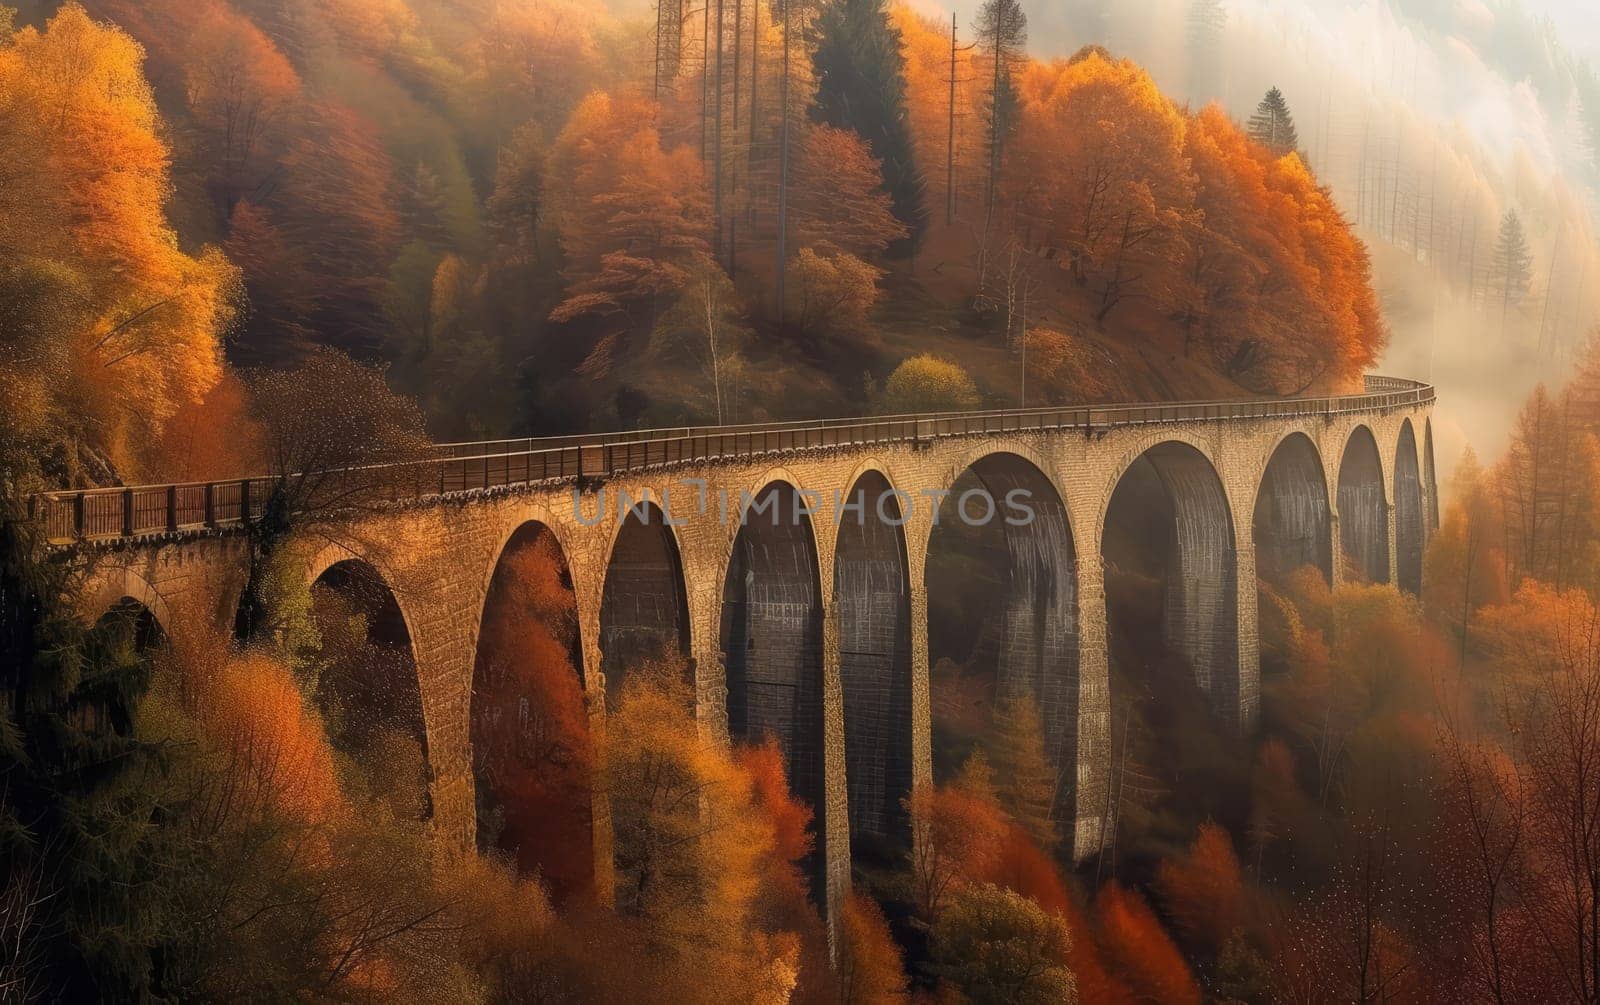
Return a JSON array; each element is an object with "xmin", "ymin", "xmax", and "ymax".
[{"xmin": 76, "ymin": 398, "xmax": 1435, "ymax": 945}]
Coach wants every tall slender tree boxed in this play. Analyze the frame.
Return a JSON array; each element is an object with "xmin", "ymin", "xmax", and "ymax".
[
  {"xmin": 776, "ymin": 0, "xmax": 793, "ymax": 320},
  {"xmin": 655, "ymin": 0, "xmax": 684, "ymax": 97},
  {"xmin": 947, "ymin": 14, "xmax": 976, "ymax": 226},
  {"xmin": 974, "ymin": 0, "xmax": 1027, "ymax": 269},
  {"xmin": 1185, "ymin": 0, "xmax": 1226, "ymax": 101},
  {"xmin": 1247, "ymin": 86, "xmax": 1299, "ymax": 157},
  {"xmin": 810, "ymin": 0, "xmax": 928, "ymax": 250},
  {"xmin": 1489, "ymin": 209, "xmax": 1535, "ymax": 332}
]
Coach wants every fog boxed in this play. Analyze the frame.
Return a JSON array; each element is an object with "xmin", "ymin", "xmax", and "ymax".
[{"xmin": 907, "ymin": 0, "xmax": 1600, "ymax": 486}]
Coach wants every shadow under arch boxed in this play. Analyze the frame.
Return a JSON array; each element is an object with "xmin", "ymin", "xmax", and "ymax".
[
  {"xmin": 833, "ymin": 469, "xmax": 914, "ymax": 859},
  {"xmin": 94, "ymin": 596, "xmax": 169, "ymax": 654},
  {"xmin": 599, "ymin": 501, "xmax": 691, "ymax": 706},
  {"xmin": 1338, "ymin": 425, "xmax": 1390, "ymax": 584},
  {"xmin": 1253, "ymin": 432, "xmax": 1333, "ymax": 586},
  {"xmin": 1395, "ymin": 420, "xmax": 1425, "ymax": 596},
  {"xmin": 1103, "ymin": 440, "xmax": 1239, "ymax": 715},
  {"xmin": 78, "ymin": 597, "xmax": 170, "ymax": 736},
  {"xmin": 720, "ymin": 481, "xmax": 826, "ymax": 899},
  {"xmin": 308, "ymin": 559, "xmax": 434, "ymax": 821},
  {"xmin": 1100, "ymin": 440, "xmax": 1250, "ymax": 864},
  {"xmin": 472, "ymin": 520, "xmax": 592, "ymax": 903},
  {"xmin": 924, "ymin": 451, "xmax": 1078, "ymax": 837}
]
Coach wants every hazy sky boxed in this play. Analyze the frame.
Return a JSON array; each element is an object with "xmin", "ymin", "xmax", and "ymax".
[{"xmin": 1530, "ymin": 2, "xmax": 1599, "ymax": 63}]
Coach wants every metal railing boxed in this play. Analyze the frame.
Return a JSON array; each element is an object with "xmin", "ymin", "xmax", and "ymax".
[{"xmin": 36, "ymin": 375, "xmax": 1434, "ymax": 544}]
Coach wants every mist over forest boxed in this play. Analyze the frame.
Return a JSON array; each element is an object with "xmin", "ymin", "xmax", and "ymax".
[
  {"xmin": 942, "ymin": 0, "xmax": 1600, "ymax": 474},
  {"xmin": 8, "ymin": 0, "xmax": 1600, "ymax": 1001}
]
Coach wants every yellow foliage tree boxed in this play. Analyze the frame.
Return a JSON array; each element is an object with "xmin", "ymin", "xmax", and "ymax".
[
  {"xmin": 881, "ymin": 353, "xmax": 982, "ymax": 413},
  {"xmin": 0, "ymin": 3, "xmax": 240, "ymax": 481},
  {"xmin": 987, "ymin": 694, "xmax": 1059, "ymax": 852},
  {"xmin": 793, "ymin": 247, "xmax": 882, "ymax": 335},
  {"xmin": 604, "ymin": 661, "xmax": 792, "ymax": 984}
]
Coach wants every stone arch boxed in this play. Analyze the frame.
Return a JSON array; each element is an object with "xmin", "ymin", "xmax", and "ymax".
[
  {"xmin": 599, "ymin": 500, "xmax": 691, "ymax": 705},
  {"xmin": 1102, "ymin": 440, "xmax": 1240, "ymax": 715},
  {"xmin": 833, "ymin": 468, "xmax": 914, "ymax": 853},
  {"xmin": 478, "ymin": 501, "xmax": 590, "ymax": 675},
  {"xmin": 93, "ymin": 595, "xmax": 169, "ymax": 655},
  {"xmin": 471, "ymin": 519, "xmax": 593, "ymax": 902},
  {"xmin": 720, "ymin": 480, "xmax": 827, "ymax": 897},
  {"xmin": 1395, "ymin": 420, "xmax": 1425, "ymax": 596},
  {"xmin": 308, "ymin": 558, "xmax": 434, "ymax": 821},
  {"xmin": 1425, "ymin": 417, "xmax": 1439, "ymax": 531},
  {"xmin": 1337, "ymin": 425, "xmax": 1390, "ymax": 584},
  {"xmin": 83, "ymin": 566, "xmax": 176, "ymax": 644},
  {"xmin": 924, "ymin": 451, "xmax": 1078, "ymax": 828},
  {"xmin": 1253, "ymin": 432, "xmax": 1333, "ymax": 585},
  {"xmin": 79, "ymin": 596, "xmax": 170, "ymax": 736}
]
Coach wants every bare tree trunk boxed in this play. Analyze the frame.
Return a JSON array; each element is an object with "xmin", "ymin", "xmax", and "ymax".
[
  {"xmin": 732, "ymin": 0, "xmax": 742, "ymax": 135},
  {"xmin": 1538, "ymin": 224, "xmax": 1564, "ymax": 360},
  {"xmin": 705, "ymin": 279, "xmax": 724, "ymax": 423},
  {"xmin": 1019, "ymin": 275, "xmax": 1030, "ymax": 406},
  {"xmin": 775, "ymin": 0, "xmax": 791, "ymax": 323},
  {"xmin": 748, "ymin": 0, "xmax": 759, "ymax": 192},
  {"xmin": 713, "ymin": 0, "xmax": 724, "ymax": 262},
  {"xmin": 979, "ymin": 20, "xmax": 1002, "ymax": 282},
  {"xmin": 947, "ymin": 13, "xmax": 958, "ymax": 226},
  {"xmin": 1466, "ymin": 215, "xmax": 1480, "ymax": 305},
  {"xmin": 727, "ymin": 0, "xmax": 742, "ymax": 269},
  {"xmin": 701, "ymin": 0, "xmax": 711, "ymax": 161}
]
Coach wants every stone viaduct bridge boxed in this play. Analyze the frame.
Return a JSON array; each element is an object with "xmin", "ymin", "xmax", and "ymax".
[{"xmin": 41, "ymin": 376, "xmax": 1437, "ymax": 930}]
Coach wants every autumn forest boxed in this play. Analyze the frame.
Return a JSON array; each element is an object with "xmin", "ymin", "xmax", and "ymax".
[{"xmin": 4, "ymin": 0, "xmax": 1600, "ymax": 1001}]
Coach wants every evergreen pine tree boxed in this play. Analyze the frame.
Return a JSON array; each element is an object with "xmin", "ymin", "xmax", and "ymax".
[
  {"xmin": 811, "ymin": 0, "xmax": 929, "ymax": 251},
  {"xmin": 988, "ymin": 695, "xmax": 1058, "ymax": 851},
  {"xmin": 1490, "ymin": 209, "xmax": 1535, "ymax": 322},
  {"xmin": 1247, "ymin": 86, "xmax": 1299, "ymax": 157},
  {"xmin": 973, "ymin": 0, "xmax": 1027, "ymax": 265},
  {"xmin": 1185, "ymin": 0, "xmax": 1227, "ymax": 101}
]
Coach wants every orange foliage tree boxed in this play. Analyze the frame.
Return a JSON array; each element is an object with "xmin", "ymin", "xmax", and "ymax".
[
  {"xmin": 838, "ymin": 893, "xmax": 910, "ymax": 1004},
  {"xmin": 1155, "ymin": 821, "xmax": 1246, "ymax": 956},
  {"xmin": 141, "ymin": 371, "xmax": 264, "ymax": 481},
  {"xmin": 1425, "ymin": 448, "xmax": 1508, "ymax": 658},
  {"xmin": 792, "ymin": 124, "xmax": 908, "ymax": 258},
  {"xmin": 182, "ymin": 0, "xmax": 301, "ymax": 218},
  {"xmin": 889, "ymin": 3, "xmax": 983, "ymax": 226},
  {"xmin": 904, "ymin": 756, "xmax": 1009, "ymax": 918},
  {"xmin": 1180, "ymin": 105, "xmax": 1385, "ymax": 393},
  {"xmin": 734, "ymin": 738, "xmax": 838, "ymax": 1002},
  {"xmin": 1093, "ymin": 882, "xmax": 1201, "ymax": 1005},
  {"xmin": 472, "ymin": 530, "xmax": 594, "ymax": 903},
  {"xmin": 1006, "ymin": 50, "xmax": 1195, "ymax": 327},
  {"xmin": 1494, "ymin": 383, "xmax": 1600, "ymax": 591},
  {"xmin": 547, "ymin": 91, "xmax": 712, "ymax": 324}
]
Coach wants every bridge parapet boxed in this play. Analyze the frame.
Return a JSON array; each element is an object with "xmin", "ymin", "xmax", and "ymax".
[{"xmin": 38, "ymin": 377, "xmax": 1435, "ymax": 545}]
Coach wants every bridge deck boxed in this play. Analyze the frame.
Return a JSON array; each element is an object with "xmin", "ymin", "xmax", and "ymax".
[{"xmin": 35, "ymin": 376, "xmax": 1434, "ymax": 543}]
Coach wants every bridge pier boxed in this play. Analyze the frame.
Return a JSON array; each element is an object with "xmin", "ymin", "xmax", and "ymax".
[
  {"xmin": 1071, "ymin": 548, "xmax": 1112, "ymax": 859},
  {"xmin": 1233, "ymin": 539, "xmax": 1260, "ymax": 730},
  {"xmin": 1327, "ymin": 512, "xmax": 1344, "ymax": 592}
]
